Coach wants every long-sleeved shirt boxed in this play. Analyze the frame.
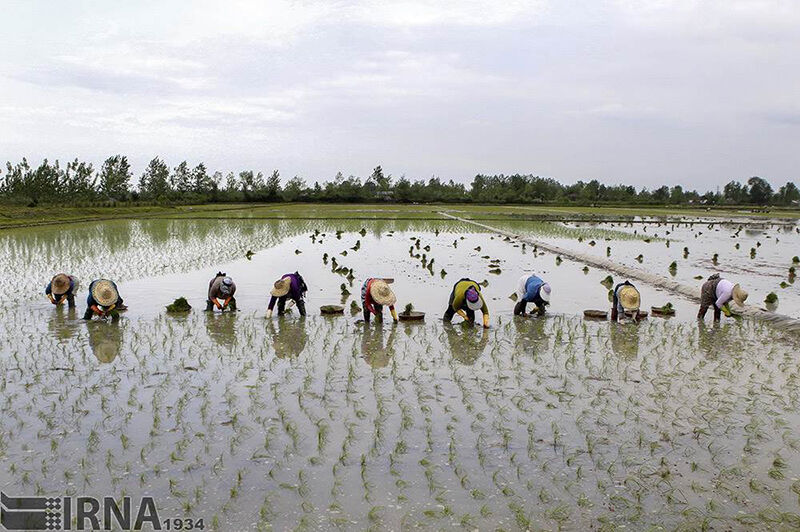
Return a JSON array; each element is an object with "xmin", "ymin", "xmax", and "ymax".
[
  {"xmin": 208, "ymin": 276, "xmax": 236, "ymax": 300},
  {"xmin": 46, "ymin": 275, "xmax": 77, "ymax": 297},
  {"xmin": 268, "ymin": 272, "xmax": 307, "ymax": 311},
  {"xmin": 715, "ymin": 279, "xmax": 735, "ymax": 308},
  {"xmin": 450, "ymin": 279, "xmax": 488, "ymax": 315},
  {"xmin": 361, "ymin": 278, "xmax": 395, "ymax": 316},
  {"xmin": 516, "ymin": 274, "xmax": 544, "ymax": 303}
]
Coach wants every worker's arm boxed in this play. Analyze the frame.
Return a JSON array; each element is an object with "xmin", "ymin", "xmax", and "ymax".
[
  {"xmin": 266, "ymin": 295, "xmax": 277, "ymax": 317},
  {"xmin": 222, "ymin": 297, "xmax": 231, "ymax": 309},
  {"xmin": 57, "ymin": 295, "xmax": 67, "ymax": 305},
  {"xmin": 48, "ymin": 294, "xmax": 56, "ymax": 304},
  {"xmin": 536, "ymin": 303, "xmax": 546, "ymax": 316},
  {"xmin": 482, "ymin": 312, "xmax": 490, "ymax": 328},
  {"xmin": 389, "ymin": 306, "xmax": 398, "ymax": 322},
  {"xmin": 720, "ymin": 303, "xmax": 732, "ymax": 317},
  {"xmin": 456, "ymin": 309, "xmax": 470, "ymax": 321},
  {"xmin": 91, "ymin": 304, "xmax": 103, "ymax": 316}
]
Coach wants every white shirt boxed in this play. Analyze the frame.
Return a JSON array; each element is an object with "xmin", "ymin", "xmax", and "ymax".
[{"xmin": 715, "ymin": 279, "xmax": 734, "ymax": 308}]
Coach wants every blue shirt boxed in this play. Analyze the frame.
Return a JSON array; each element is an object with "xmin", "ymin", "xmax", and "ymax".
[
  {"xmin": 86, "ymin": 279, "xmax": 121, "ymax": 309},
  {"xmin": 523, "ymin": 275, "xmax": 544, "ymax": 302},
  {"xmin": 45, "ymin": 276, "xmax": 75, "ymax": 296}
]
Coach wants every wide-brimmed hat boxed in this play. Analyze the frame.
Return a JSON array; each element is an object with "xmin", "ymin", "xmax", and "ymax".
[
  {"xmin": 271, "ymin": 277, "xmax": 291, "ymax": 297},
  {"xmin": 465, "ymin": 287, "xmax": 482, "ymax": 311},
  {"xmin": 92, "ymin": 279, "xmax": 118, "ymax": 307},
  {"xmin": 370, "ymin": 280, "xmax": 396, "ymax": 306},
  {"xmin": 618, "ymin": 285, "xmax": 640, "ymax": 311},
  {"xmin": 732, "ymin": 284, "xmax": 748, "ymax": 306},
  {"xmin": 539, "ymin": 283, "xmax": 551, "ymax": 303},
  {"xmin": 51, "ymin": 273, "xmax": 71, "ymax": 295}
]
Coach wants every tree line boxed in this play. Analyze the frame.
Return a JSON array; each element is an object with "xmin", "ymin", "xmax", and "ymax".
[{"xmin": 1, "ymin": 156, "xmax": 798, "ymax": 207}]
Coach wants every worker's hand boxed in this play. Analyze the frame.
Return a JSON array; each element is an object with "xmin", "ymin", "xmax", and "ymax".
[
  {"xmin": 92, "ymin": 305, "xmax": 103, "ymax": 316},
  {"xmin": 721, "ymin": 304, "xmax": 732, "ymax": 317},
  {"xmin": 266, "ymin": 309, "xmax": 273, "ymax": 318},
  {"xmin": 482, "ymin": 314, "xmax": 490, "ymax": 329},
  {"xmin": 222, "ymin": 297, "xmax": 231, "ymax": 309},
  {"xmin": 48, "ymin": 294, "xmax": 56, "ymax": 304},
  {"xmin": 390, "ymin": 308, "xmax": 398, "ymax": 322},
  {"xmin": 213, "ymin": 299, "xmax": 222, "ymax": 310},
  {"xmin": 107, "ymin": 304, "xmax": 116, "ymax": 312},
  {"xmin": 456, "ymin": 309, "xmax": 469, "ymax": 322},
  {"xmin": 57, "ymin": 296, "xmax": 67, "ymax": 305}
]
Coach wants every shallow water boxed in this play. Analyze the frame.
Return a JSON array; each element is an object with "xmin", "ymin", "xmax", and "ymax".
[{"xmin": 2, "ymin": 217, "xmax": 800, "ymax": 530}]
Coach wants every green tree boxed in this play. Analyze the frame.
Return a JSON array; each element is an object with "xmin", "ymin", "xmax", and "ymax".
[
  {"xmin": 265, "ymin": 170, "xmax": 281, "ymax": 201},
  {"xmin": 138, "ymin": 157, "xmax": 171, "ymax": 199},
  {"xmin": 747, "ymin": 176, "xmax": 773, "ymax": 205},
  {"xmin": 98, "ymin": 155, "xmax": 131, "ymax": 200}
]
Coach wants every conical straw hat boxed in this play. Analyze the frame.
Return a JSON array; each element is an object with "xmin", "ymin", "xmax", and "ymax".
[
  {"xmin": 92, "ymin": 279, "xmax": 118, "ymax": 307},
  {"xmin": 51, "ymin": 273, "xmax": 71, "ymax": 295},
  {"xmin": 618, "ymin": 285, "xmax": 640, "ymax": 311},
  {"xmin": 370, "ymin": 280, "xmax": 396, "ymax": 306},
  {"xmin": 732, "ymin": 284, "xmax": 748, "ymax": 306},
  {"xmin": 271, "ymin": 277, "xmax": 291, "ymax": 297}
]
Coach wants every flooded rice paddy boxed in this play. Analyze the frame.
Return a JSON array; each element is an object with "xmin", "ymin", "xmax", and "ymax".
[{"xmin": 1, "ymin": 213, "xmax": 800, "ymax": 530}]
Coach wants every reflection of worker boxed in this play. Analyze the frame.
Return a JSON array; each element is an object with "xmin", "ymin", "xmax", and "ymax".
[
  {"xmin": 361, "ymin": 278, "xmax": 398, "ymax": 324},
  {"xmin": 444, "ymin": 278, "xmax": 489, "ymax": 328},
  {"xmin": 609, "ymin": 321, "xmax": 640, "ymax": 359},
  {"xmin": 205, "ymin": 312, "xmax": 237, "ymax": 348},
  {"xmin": 514, "ymin": 274, "xmax": 551, "ymax": 317},
  {"xmin": 46, "ymin": 273, "xmax": 78, "ymax": 308},
  {"xmin": 84, "ymin": 279, "xmax": 126, "ymax": 320},
  {"xmin": 360, "ymin": 325, "xmax": 397, "ymax": 368},
  {"xmin": 267, "ymin": 272, "xmax": 308, "ymax": 317},
  {"xmin": 610, "ymin": 281, "xmax": 640, "ymax": 322},
  {"xmin": 443, "ymin": 322, "xmax": 490, "ymax": 365},
  {"xmin": 268, "ymin": 319, "xmax": 308, "ymax": 358},
  {"xmin": 48, "ymin": 307, "xmax": 79, "ymax": 340},
  {"xmin": 206, "ymin": 272, "xmax": 236, "ymax": 312},
  {"xmin": 87, "ymin": 320, "xmax": 123, "ymax": 363},
  {"xmin": 698, "ymin": 274, "xmax": 748, "ymax": 322}
]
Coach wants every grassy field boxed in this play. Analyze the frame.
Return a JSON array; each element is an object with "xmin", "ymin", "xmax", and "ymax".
[{"xmin": 1, "ymin": 202, "xmax": 798, "ymax": 229}]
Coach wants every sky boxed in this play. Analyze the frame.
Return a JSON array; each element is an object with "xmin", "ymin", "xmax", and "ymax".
[{"xmin": 1, "ymin": 0, "xmax": 798, "ymax": 189}]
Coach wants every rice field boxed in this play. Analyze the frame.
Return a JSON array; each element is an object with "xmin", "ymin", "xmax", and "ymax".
[{"xmin": 1, "ymin": 212, "xmax": 799, "ymax": 530}]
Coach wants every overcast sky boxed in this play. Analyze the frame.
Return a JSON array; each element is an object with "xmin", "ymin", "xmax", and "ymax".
[{"xmin": 1, "ymin": 0, "xmax": 798, "ymax": 189}]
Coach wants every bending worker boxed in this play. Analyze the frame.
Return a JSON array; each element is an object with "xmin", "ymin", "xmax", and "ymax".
[
  {"xmin": 444, "ymin": 278, "xmax": 489, "ymax": 328},
  {"xmin": 84, "ymin": 279, "xmax": 125, "ymax": 320},
  {"xmin": 361, "ymin": 278, "xmax": 398, "ymax": 324},
  {"xmin": 514, "ymin": 273, "xmax": 551, "ymax": 317},
  {"xmin": 46, "ymin": 273, "xmax": 78, "ymax": 308},
  {"xmin": 698, "ymin": 273, "xmax": 748, "ymax": 321},
  {"xmin": 206, "ymin": 272, "xmax": 236, "ymax": 311},
  {"xmin": 267, "ymin": 272, "xmax": 308, "ymax": 317},
  {"xmin": 610, "ymin": 281, "xmax": 640, "ymax": 322}
]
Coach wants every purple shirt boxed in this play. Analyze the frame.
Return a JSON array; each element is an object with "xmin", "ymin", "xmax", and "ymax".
[{"xmin": 268, "ymin": 273, "xmax": 306, "ymax": 310}]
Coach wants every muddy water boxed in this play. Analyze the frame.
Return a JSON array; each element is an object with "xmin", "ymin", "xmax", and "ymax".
[{"xmin": 3, "ymin": 217, "xmax": 800, "ymax": 530}]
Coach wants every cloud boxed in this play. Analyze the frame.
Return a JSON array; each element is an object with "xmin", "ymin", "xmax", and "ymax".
[{"xmin": 1, "ymin": 0, "xmax": 799, "ymax": 187}]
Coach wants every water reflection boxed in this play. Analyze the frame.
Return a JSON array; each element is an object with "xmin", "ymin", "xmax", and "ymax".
[
  {"xmin": 443, "ymin": 322, "xmax": 489, "ymax": 365},
  {"xmin": 609, "ymin": 322, "xmax": 640, "ymax": 359},
  {"xmin": 697, "ymin": 320, "xmax": 734, "ymax": 360},
  {"xmin": 47, "ymin": 306, "xmax": 80, "ymax": 341},
  {"xmin": 87, "ymin": 320, "xmax": 123, "ymax": 363},
  {"xmin": 205, "ymin": 312, "xmax": 237, "ymax": 349},
  {"xmin": 268, "ymin": 319, "xmax": 308, "ymax": 359},
  {"xmin": 512, "ymin": 315, "xmax": 548, "ymax": 357},
  {"xmin": 360, "ymin": 324, "xmax": 397, "ymax": 368}
]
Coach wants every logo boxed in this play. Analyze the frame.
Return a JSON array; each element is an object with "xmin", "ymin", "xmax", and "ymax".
[{"xmin": 0, "ymin": 493, "xmax": 177, "ymax": 531}]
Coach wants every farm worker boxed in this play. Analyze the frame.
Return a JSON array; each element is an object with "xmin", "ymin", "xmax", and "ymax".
[
  {"xmin": 361, "ymin": 278, "xmax": 398, "ymax": 324},
  {"xmin": 697, "ymin": 273, "xmax": 748, "ymax": 321},
  {"xmin": 83, "ymin": 279, "xmax": 126, "ymax": 320},
  {"xmin": 514, "ymin": 274, "xmax": 551, "ymax": 317},
  {"xmin": 46, "ymin": 273, "xmax": 78, "ymax": 308},
  {"xmin": 444, "ymin": 278, "xmax": 489, "ymax": 328},
  {"xmin": 267, "ymin": 272, "xmax": 308, "ymax": 317},
  {"xmin": 206, "ymin": 272, "xmax": 236, "ymax": 311},
  {"xmin": 610, "ymin": 281, "xmax": 640, "ymax": 322}
]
